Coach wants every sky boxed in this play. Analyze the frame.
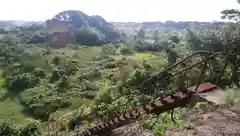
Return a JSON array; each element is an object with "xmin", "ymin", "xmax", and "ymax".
[{"xmin": 0, "ymin": 0, "xmax": 239, "ymax": 22}]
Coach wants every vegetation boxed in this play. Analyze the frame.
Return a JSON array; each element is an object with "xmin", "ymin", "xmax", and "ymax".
[{"xmin": 0, "ymin": 1, "xmax": 240, "ymax": 136}]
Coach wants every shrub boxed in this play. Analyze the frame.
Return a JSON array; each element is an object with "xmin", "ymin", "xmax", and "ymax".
[
  {"xmin": 64, "ymin": 59, "xmax": 79, "ymax": 76},
  {"xmin": 25, "ymin": 97, "xmax": 71, "ymax": 120},
  {"xmin": 52, "ymin": 56, "xmax": 61, "ymax": 65},
  {"xmin": 101, "ymin": 44, "xmax": 117, "ymax": 55},
  {"xmin": 82, "ymin": 68, "xmax": 102, "ymax": 80},
  {"xmin": 104, "ymin": 62, "xmax": 117, "ymax": 69},
  {"xmin": 57, "ymin": 75, "xmax": 70, "ymax": 89},
  {"xmin": 82, "ymin": 80, "xmax": 99, "ymax": 91},
  {"xmin": 169, "ymin": 35, "xmax": 180, "ymax": 44},
  {"xmin": 118, "ymin": 47, "xmax": 133, "ymax": 55},
  {"xmin": 5, "ymin": 73, "xmax": 40, "ymax": 92},
  {"xmin": 0, "ymin": 120, "xmax": 43, "ymax": 136},
  {"xmin": 19, "ymin": 64, "xmax": 35, "ymax": 73},
  {"xmin": 142, "ymin": 60, "xmax": 152, "ymax": 69},
  {"xmin": 50, "ymin": 68, "xmax": 65, "ymax": 82},
  {"xmin": 19, "ymin": 121, "xmax": 43, "ymax": 136},
  {"xmin": 75, "ymin": 27, "xmax": 105, "ymax": 45},
  {"xmin": 126, "ymin": 69, "xmax": 151, "ymax": 87},
  {"xmin": 0, "ymin": 120, "xmax": 18, "ymax": 136},
  {"xmin": 33, "ymin": 68, "xmax": 46, "ymax": 78},
  {"xmin": 81, "ymin": 91, "xmax": 97, "ymax": 99}
]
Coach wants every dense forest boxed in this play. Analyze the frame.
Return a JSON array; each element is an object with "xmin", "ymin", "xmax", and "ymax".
[{"xmin": 0, "ymin": 1, "xmax": 240, "ymax": 136}]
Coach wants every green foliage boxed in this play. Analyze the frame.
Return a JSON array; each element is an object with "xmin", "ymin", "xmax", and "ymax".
[
  {"xmin": 86, "ymin": 68, "xmax": 102, "ymax": 79},
  {"xmin": 33, "ymin": 68, "xmax": 46, "ymax": 78},
  {"xmin": 57, "ymin": 75, "xmax": 70, "ymax": 89},
  {"xmin": 126, "ymin": 69, "xmax": 151, "ymax": 87},
  {"xmin": 20, "ymin": 64, "xmax": 34, "ymax": 72},
  {"xmin": 0, "ymin": 120, "xmax": 43, "ymax": 136},
  {"xmin": 75, "ymin": 27, "xmax": 105, "ymax": 45},
  {"xmin": 140, "ymin": 109, "xmax": 184, "ymax": 135},
  {"xmin": 221, "ymin": 5, "xmax": 240, "ymax": 21},
  {"xmin": 153, "ymin": 30, "xmax": 160, "ymax": 43},
  {"xmin": 185, "ymin": 29, "xmax": 203, "ymax": 50},
  {"xmin": 22, "ymin": 94, "xmax": 71, "ymax": 120},
  {"xmin": 19, "ymin": 121, "xmax": 42, "ymax": 136},
  {"xmin": 165, "ymin": 48, "xmax": 179, "ymax": 65},
  {"xmin": 101, "ymin": 44, "xmax": 118, "ymax": 55},
  {"xmin": 118, "ymin": 46, "xmax": 134, "ymax": 55},
  {"xmin": 104, "ymin": 62, "xmax": 117, "ymax": 69},
  {"xmin": 1, "ymin": 7, "xmax": 240, "ymax": 136},
  {"xmin": 169, "ymin": 35, "xmax": 180, "ymax": 44},
  {"xmin": 0, "ymin": 120, "xmax": 18, "ymax": 136},
  {"xmin": 46, "ymin": 10, "xmax": 120, "ymax": 45},
  {"xmin": 5, "ymin": 73, "xmax": 39, "ymax": 92},
  {"xmin": 51, "ymin": 56, "xmax": 60, "ymax": 65},
  {"xmin": 50, "ymin": 68, "xmax": 65, "ymax": 82},
  {"xmin": 137, "ymin": 28, "xmax": 146, "ymax": 39}
]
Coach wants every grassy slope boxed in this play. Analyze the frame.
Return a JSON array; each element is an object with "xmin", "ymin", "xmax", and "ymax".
[
  {"xmin": 0, "ymin": 100, "xmax": 36, "ymax": 126},
  {"xmin": 0, "ymin": 45, "xmax": 168, "ymax": 128},
  {"xmin": 0, "ymin": 69, "xmax": 37, "ymax": 126}
]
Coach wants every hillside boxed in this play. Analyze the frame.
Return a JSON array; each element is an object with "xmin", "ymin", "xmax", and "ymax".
[{"xmin": 1, "ymin": 1, "xmax": 240, "ymax": 136}]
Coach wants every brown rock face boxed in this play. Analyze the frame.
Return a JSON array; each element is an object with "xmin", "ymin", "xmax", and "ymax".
[{"xmin": 44, "ymin": 19, "xmax": 76, "ymax": 47}]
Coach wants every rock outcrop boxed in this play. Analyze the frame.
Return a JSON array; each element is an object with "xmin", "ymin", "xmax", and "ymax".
[{"xmin": 43, "ymin": 10, "xmax": 120, "ymax": 46}]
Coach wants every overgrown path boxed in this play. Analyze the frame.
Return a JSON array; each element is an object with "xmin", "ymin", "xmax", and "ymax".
[
  {"xmin": 165, "ymin": 104, "xmax": 240, "ymax": 136},
  {"xmin": 78, "ymin": 51, "xmax": 240, "ymax": 136}
]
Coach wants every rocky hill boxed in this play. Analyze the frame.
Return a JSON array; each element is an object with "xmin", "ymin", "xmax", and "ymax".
[{"xmin": 44, "ymin": 10, "xmax": 121, "ymax": 45}]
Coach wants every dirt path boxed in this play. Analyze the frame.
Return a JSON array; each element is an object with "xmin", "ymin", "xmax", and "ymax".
[{"xmin": 165, "ymin": 104, "xmax": 240, "ymax": 136}]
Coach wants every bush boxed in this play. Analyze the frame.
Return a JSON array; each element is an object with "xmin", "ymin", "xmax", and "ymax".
[
  {"xmin": 101, "ymin": 44, "xmax": 118, "ymax": 55},
  {"xmin": 0, "ymin": 120, "xmax": 18, "ymax": 136},
  {"xmin": 33, "ymin": 68, "xmax": 46, "ymax": 78},
  {"xmin": 19, "ymin": 122, "xmax": 43, "ymax": 136},
  {"xmin": 24, "ymin": 97, "xmax": 71, "ymax": 120},
  {"xmin": 52, "ymin": 56, "xmax": 61, "ymax": 65},
  {"xmin": 104, "ymin": 62, "xmax": 117, "ymax": 69},
  {"xmin": 19, "ymin": 64, "xmax": 35, "ymax": 73},
  {"xmin": 135, "ymin": 44, "xmax": 162, "ymax": 52},
  {"xmin": 126, "ymin": 69, "xmax": 151, "ymax": 87},
  {"xmin": 5, "ymin": 73, "xmax": 40, "ymax": 92},
  {"xmin": 169, "ymin": 35, "xmax": 180, "ymax": 44},
  {"xmin": 82, "ymin": 80, "xmax": 99, "ymax": 91},
  {"xmin": 57, "ymin": 75, "xmax": 70, "ymax": 89},
  {"xmin": 64, "ymin": 59, "xmax": 79, "ymax": 76},
  {"xmin": 50, "ymin": 68, "xmax": 65, "ymax": 82},
  {"xmin": 142, "ymin": 60, "xmax": 152, "ymax": 69},
  {"xmin": 82, "ymin": 68, "xmax": 102, "ymax": 80},
  {"xmin": 0, "ymin": 120, "xmax": 43, "ymax": 136},
  {"xmin": 75, "ymin": 27, "xmax": 105, "ymax": 45},
  {"xmin": 118, "ymin": 47, "xmax": 133, "ymax": 55},
  {"xmin": 81, "ymin": 91, "xmax": 97, "ymax": 99}
]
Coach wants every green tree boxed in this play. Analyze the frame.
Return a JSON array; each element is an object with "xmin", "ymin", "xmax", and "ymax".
[
  {"xmin": 6, "ymin": 73, "xmax": 40, "ymax": 92},
  {"xmin": 74, "ymin": 27, "xmax": 105, "ymax": 45},
  {"xmin": 185, "ymin": 29, "xmax": 203, "ymax": 51},
  {"xmin": 153, "ymin": 30, "xmax": 160, "ymax": 43},
  {"xmin": 137, "ymin": 28, "xmax": 146, "ymax": 39},
  {"xmin": 221, "ymin": 0, "xmax": 240, "ymax": 22},
  {"xmin": 169, "ymin": 35, "xmax": 180, "ymax": 44},
  {"xmin": 165, "ymin": 48, "xmax": 179, "ymax": 65}
]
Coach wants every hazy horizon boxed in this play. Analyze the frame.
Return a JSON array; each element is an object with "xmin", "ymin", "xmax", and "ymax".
[{"xmin": 0, "ymin": 0, "xmax": 239, "ymax": 22}]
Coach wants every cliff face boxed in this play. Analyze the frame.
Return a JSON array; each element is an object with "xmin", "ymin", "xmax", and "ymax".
[{"xmin": 44, "ymin": 10, "xmax": 120, "ymax": 45}]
